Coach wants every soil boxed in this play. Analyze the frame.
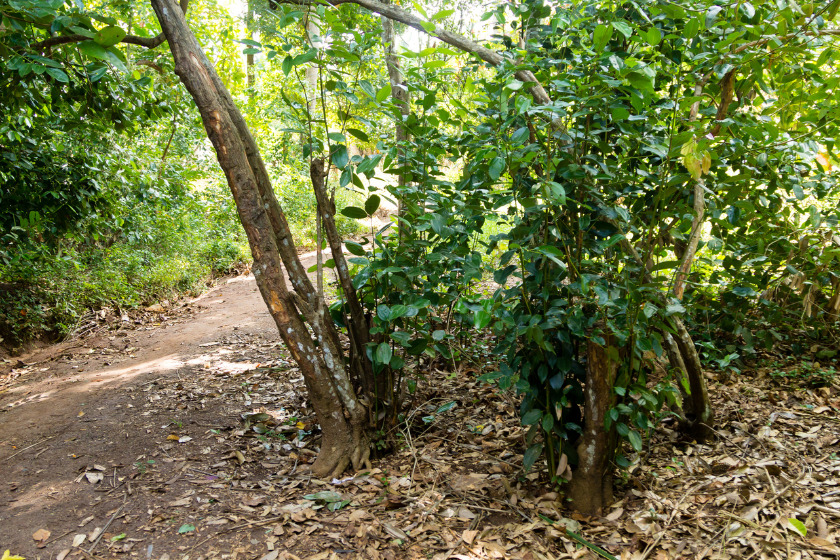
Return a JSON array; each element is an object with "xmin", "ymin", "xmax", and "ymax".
[{"xmin": 2, "ymin": 255, "xmax": 840, "ymax": 560}]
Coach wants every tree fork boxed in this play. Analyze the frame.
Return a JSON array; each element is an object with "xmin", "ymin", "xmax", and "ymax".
[
  {"xmin": 151, "ymin": 0, "xmax": 370, "ymax": 478},
  {"xmin": 309, "ymin": 159, "xmax": 376, "ymax": 395}
]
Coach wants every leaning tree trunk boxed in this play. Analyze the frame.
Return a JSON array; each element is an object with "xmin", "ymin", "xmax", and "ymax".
[
  {"xmin": 151, "ymin": 0, "xmax": 370, "ymax": 478},
  {"xmin": 567, "ymin": 337, "xmax": 619, "ymax": 516},
  {"xmin": 613, "ymin": 221, "xmax": 715, "ymax": 442},
  {"xmin": 670, "ymin": 317, "xmax": 714, "ymax": 441}
]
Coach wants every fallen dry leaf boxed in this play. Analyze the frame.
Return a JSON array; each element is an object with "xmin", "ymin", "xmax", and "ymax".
[{"xmin": 32, "ymin": 529, "xmax": 50, "ymax": 542}]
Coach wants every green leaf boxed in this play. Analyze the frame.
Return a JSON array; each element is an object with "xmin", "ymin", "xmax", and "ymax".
[
  {"xmin": 787, "ymin": 518, "xmax": 807, "ymax": 538},
  {"xmin": 94, "ymin": 25, "xmax": 126, "ymax": 47},
  {"xmin": 359, "ymin": 80, "xmax": 375, "ymax": 98},
  {"xmin": 345, "ymin": 241, "xmax": 367, "ymax": 256},
  {"xmin": 178, "ymin": 524, "xmax": 195, "ymax": 534},
  {"xmin": 432, "ymin": 329, "xmax": 446, "ymax": 341},
  {"xmin": 684, "ymin": 18, "xmax": 700, "ymax": 38},
  {"xmin": 488, "ymin": 157, "xmax": 505, "ymax": 181},
  {"xmin": 627, "ymin": 430, "xmax": 643, "ymax": 451},
  {"xmin": 45, "ymin": 67, "xmax": 69, "ymax": 82},
  {"xmin": 77, "ymin": 40, "xmax": 108, "ymax": 61},
  {"xmin": 431, "ymin": 8, "xmax": 455, "ymax": 20},
  {"xmin": 293, "ymin": 48, "xmax": 317, "ymax": 65},
  {"xmin": 346, "ymin": 128, "xmax": 369, "ymax": 142},
  {"xmin": 705, "ymin": 5, "xmax": 722, "ymax": 28},
  {"xmin": 364, "ymin": 194, "xmax": 381, "ymax": 215},
  {"xmin": 331, "ymin": 144, "xmax": 349, "ymax": 169},
  {"xmin": 436, "ymin": 401, "xmax": 456, "ymax": 413},
  {"xmin": 376, "ymin": 83, "xmax": 392, "ymax": 102},
  {"xmin": 536, "ymin": 245, "xmax": 567, "ymax": 269},
  {"xmin": 522, "ymin": 409, "xmax": 542, "ymax": 426},
  {"xmin": 388, "ymin": 304, "xmax": 409, "ymax": 320},
  {"xmin": 511, "ymin": 126, "xmax": 530, "ymax": 144},
  {"xmin": 611, "ymin": 107, "xmax": 630, "ymax": 121},
  {"xmin": 281, "ymin": 55, "xmax": 293, "ymax": 76},
  {"xmin": 304, "ymin": 491, "xmax": 343, "ymax": 503},
  {"xmin": 644, "ymin": 27, "xmax": 661, "ymax": 46},
  {"xmin": 375, "ymin": 342, "xmax": 392, "ymax": 365},
  {"xmin": 593, "ymin": 24, "xmax": 612, "ymax": 51},
  {"xmin": 541, "ymin": 413, "xmax": 554, "ymax": 432},
  {"xmin": 626, "ymin": 71, "xmax": 654, "ymax": 93},
  {"xmin": 327, "ymin": 500, "xmax": 351, "ymax": 511},
  {"xmin": 522, "ymin": 443, "xmax": 543, "ymax": 472},
  {"xmin": 611, "ymin": 21, "xmax": 633, "ymax": 39},
  {"xmin": 341, "ymin": 206, "xmax": 368, "ymax": 219},
  {"xmin": 474, "ymin": 309, "xmax": 492, "ymax": 329}
]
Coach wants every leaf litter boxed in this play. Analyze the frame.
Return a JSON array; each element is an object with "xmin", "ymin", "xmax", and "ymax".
[{"xmin": 1, "ymin": 300, "xmax": 839, "ymax": 559}]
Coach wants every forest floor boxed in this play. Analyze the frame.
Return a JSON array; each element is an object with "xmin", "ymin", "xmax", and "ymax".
[{"xmin": 1, "ymin": 259, "xmax": 840, "ymax": 560}]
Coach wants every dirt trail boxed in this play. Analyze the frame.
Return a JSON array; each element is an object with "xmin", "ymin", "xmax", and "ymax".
[{"xmin": 0, "ymin": 251, "xmax": 329, "ymax": 556}]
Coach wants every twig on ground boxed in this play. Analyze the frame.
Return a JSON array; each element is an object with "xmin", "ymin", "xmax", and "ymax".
[
  {"xmin": 640, "ymin": 481, "xmax": 706, "ymax": 560},
  {"xmin": 5, "ymin": 436, "xmax": 56, "ymax": 460},
  {"xmin": 89, "ymin": 498, "xmax": 127, "ymax": 553}
]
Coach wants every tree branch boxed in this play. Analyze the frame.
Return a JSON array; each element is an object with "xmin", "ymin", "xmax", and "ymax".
[
  {"xmin": 32, "ymin": 0, "xmax": 189, "ymax": 52},
  {"xmin": 283, "ymin": 0, "xmax": 553, "ymax": 105}
]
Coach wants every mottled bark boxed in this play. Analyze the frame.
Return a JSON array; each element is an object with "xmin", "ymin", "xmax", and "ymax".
[
  {"xmin": 609, "ymin": 219, "xmax": 715, "ymax": 442},
  {"xmin": 567, "ymin": 338, "xmax": 618, "ymax": 516},
  {"xmin": 380, "ymin": 7, "xmax": 410, "ymax": 234},
  {"xmin": 673, "ymin": 178, "xmax": 705, "ymax": 301},
  {"xmin": 151, "ymin": 0, "xmax": 369, "ymax": 478},
  {"xmin": 309, "ymin": 159, "xmax": 376, "ymax": 398}
]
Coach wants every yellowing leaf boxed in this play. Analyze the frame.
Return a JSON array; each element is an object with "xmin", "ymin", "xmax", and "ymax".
[{"xmin": 2, "ymin": 551, "xmax": 25, "ymax": 560}]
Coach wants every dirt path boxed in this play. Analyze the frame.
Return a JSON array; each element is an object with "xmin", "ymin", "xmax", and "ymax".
[{"xmin": 0, "ymin": 253, "xmax": 324, "ymax": 557}]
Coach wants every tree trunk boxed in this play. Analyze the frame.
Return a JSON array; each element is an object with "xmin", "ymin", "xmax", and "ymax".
[
  {"xmin": 611, "ymin": 220, "xmax": 715, "ymax": 443},
  {"xmin": 151, "ymin": 0, "xmax": 370, "ymax": 478},
  {"xmin": 673, "ymin": 179, "xmax": 705, "ymax": 300},
  {"xmin": 380, "ymin": 6, "xmax": 410, "ymax": 236},
  {"xmin": 567, "ymin": 338, "xmax": 618, "ymax": 516},
  {"xmin": 671, "ymin": 317, "xmax": 714, "ymax": 441},
  {"xmin": 245, "ymin": 0, "xmax": 255, "ymax": 89}
]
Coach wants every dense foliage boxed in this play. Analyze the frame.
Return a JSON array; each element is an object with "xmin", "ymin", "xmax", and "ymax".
[{"xmin": 1, "ymin": 0, "xmax": 838, "ymax": 509}]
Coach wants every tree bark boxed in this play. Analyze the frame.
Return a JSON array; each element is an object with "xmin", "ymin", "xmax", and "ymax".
[
  {"xmin": 245, "ymin": 0, "xmax": 255, "ymax": 89},
  {"xmin": 380, "ymin": 7, "xmax": 410, "ymax": 235},
  {"xmin": 151, "ymin": 0, "xmax": 370, "ymax": 478},
  {"xmin": 609, "ymin": 219, "xmax": 715, "ymax": 442},
  {"xmin": 567, "ymin": 338, "xmax": 618, "ymax": 516},
  {"xmin": 671, "ymin": 318, "xmax": 714, "ymax": 441},
  {"xmin": 309, "ymin": 159, "xmax": 376, "ymax": 401},
  {"xmin": 673, "ymin": 178, "xmax": 705, "ymax": 300}
]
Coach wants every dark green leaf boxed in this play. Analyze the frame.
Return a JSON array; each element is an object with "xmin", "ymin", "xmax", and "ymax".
[
  {"xmin": 341, "ymin": 206, "xmax": 368, "ymax": 219},
  {"xmin": 523, "ymin": 443, "xmax": 543, "ymax": 472}
]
